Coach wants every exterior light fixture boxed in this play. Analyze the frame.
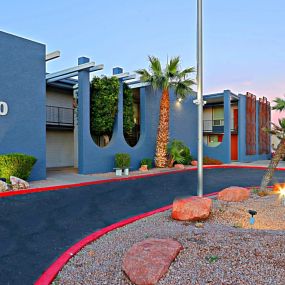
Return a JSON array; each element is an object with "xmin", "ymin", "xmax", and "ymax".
[
  {"xmin": 178, "ymin": 98, "xmax": 182, "ymax": 103},
  {"xmin": 248, "ymin": 210, "xmax": 257, "ymax": 225},
  {"xmin": 279, "ymin": 186, "xmax": 285, "ymax": 206}
]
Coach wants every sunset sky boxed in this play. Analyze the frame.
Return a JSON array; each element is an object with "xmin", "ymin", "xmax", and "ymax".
[{"xmin": 1, "ymin": 0, "xmax": 284, "ymax": 121}]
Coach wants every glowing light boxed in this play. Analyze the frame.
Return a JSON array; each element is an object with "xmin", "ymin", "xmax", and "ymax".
[
  {"xmin": 276, "ymin": 184, "xmax": 285, "ymax": 206},
  {"xmin": 177, "ymin": 98, "xmax": 182, "ymax": 103},
  {"xmin": 280, "ymin": 187, "xmax": 285, "ymax": 197}
]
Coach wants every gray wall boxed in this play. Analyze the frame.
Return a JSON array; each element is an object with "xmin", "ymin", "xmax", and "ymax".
[{"xmin": 0, "ymin": 31, "xmax": 46, "ymax": 180}]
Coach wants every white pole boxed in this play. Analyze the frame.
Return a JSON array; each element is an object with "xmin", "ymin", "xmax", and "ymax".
[{"xmin": 197, "ymin": 0, "xmax": 203, "ymax": 197}]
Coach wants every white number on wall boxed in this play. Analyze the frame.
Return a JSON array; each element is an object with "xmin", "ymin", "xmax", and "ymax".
[{"xmin": 0, "ymin": 102, "xmax": 8, "ymax": 116}]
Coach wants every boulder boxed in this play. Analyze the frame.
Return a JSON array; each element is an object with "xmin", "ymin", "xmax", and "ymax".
[
  {"xmin": 217, "ymin": 186, "xmax": 250, "ymax": 202},
  {"xmin": 0, "ymin": 180, "xmax": 8, "ymax": 192},
  {"xmin": 139, "ymin": 165, "xmax": 148, "ymax": 172},
  {"xmin": 10, "ymin": 176, "xmax": 29, "ymax": 190},
  {"xmin": 172, "ymin": 196, "xmax": 212, "ymax": 221},
  {"xmin": 191, "ymin": 160, "xmax": 197, "ymax": 166},
  {"xmin": 174, "ymin": 164, "xmax": 185, "ymax": 169},
  {"xmin": 122, "ymin": 238, "xmax": 182, "ymax": 285}
]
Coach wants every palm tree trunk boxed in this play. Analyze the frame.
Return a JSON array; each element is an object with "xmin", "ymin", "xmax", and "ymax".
[
  {"xmin": 260, "ymin": 139, "xmax": 285, "ymax": 192},
  {"xmin": 155, "ymin": 89, "xmax": 170, "ymax": 168}
]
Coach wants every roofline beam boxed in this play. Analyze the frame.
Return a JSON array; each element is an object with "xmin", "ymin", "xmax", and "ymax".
[
  {"xmin": 127, "ymin": 82, "xmax": 151, "ymax": 89},
  {"xmin": 46, "ymin": 64, "xmax": 104, "ymax": 83},
  {"xmin": 113, "ymin": 72, "xmax": 130, "ymax": 79},
  {"xmin": 45, "ymin": 51, "xmax": 61, "ymax": 62},
  {"xmin": 46, "ymin": 62, "xmax": 96, "ymax": 80}
]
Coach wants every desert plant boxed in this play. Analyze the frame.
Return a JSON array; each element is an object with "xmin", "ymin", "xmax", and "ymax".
[
  {"xmin": 141, "ymin": 158, "xmax": 153, "ymax": 169},
  {"xmin": 181, "ymin": 146, "xmax": 193, "ymax": 165},
  {"xmin": 136, "ymin": 56, "xmax": 195, "ymax": 168},
  {"xmin": 260, "ymin": 118, "xmax": 285, "ymax": 193},
  {"xmin": 115, "ymin": 153, "xmax": 131, "ymax": 169},
  {"xmin": 0, "ymin": 153, "xmax": 37, "ymax": 183},
  {"xmin": 203, "ymin": 156, "xmax": 223, "ymax": 165},
  {"xmin": 167, "ymin": 139, "xmax": 192, "ymax": 167}
]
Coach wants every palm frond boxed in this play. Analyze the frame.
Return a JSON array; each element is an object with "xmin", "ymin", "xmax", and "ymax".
[
  {"xmin": 166, "ymin": 56, "xmax": 180, "ymax": 78},
  {"xmin": 136, "ymin": 69, "xmax": 152, "ymax": 82},
  {"xmin": 172, "ymin": 79, "xmax": 195, "ymax": 99},
  {"xmin": 176, "ymin": 67, "xmax": 196, "ymax": 80},
  {"xmin": 272, "ymin": 97, "xmax": 285, "ymax": 112},
  {"xmin": 148, "ymin": 56, "xmax": 162, "ymax": 76}
]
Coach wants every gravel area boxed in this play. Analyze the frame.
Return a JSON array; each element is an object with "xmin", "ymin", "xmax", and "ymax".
[{"xmin": 53, "ymin": 192, "xmax": 285, "ymax": 285}]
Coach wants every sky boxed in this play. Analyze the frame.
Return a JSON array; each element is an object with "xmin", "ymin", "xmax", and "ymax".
[{"xmin": 1, "ymin": 0, "xmax": 284, "ymax": 121}]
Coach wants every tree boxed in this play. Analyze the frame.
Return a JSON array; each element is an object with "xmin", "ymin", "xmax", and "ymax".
[
  {"xmin": 136, "ymin": 56, "xmax": 195, "ymax": 167},
  {"xmin": 260, "ymin": 101, "xmax": 285, "ymax": 192}
]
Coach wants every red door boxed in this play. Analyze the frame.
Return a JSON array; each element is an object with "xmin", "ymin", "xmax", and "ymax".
[{"xmin": 231, "ymin": 134, "xmax": 238, "ymax": 160}]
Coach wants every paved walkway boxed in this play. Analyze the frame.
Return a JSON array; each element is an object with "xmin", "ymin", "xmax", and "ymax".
[
  {"xmin": 29, "ymin": 160, "xmax": 285, "ymax": 189},
  {"xmin": 1, "ymin": 168, "xmax": 284, "ymax": 285}
]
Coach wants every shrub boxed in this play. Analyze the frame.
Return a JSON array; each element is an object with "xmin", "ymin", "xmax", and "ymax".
[
  {"xmin": 90, "ymin": 76, "xmax": 120, "ymax": 137},
  {"xmin": 0, "ymin": 153, "xmax": 37, "ymax": 182},
  {"xmin": 182, "ymin": 147, "xmax": 193, "ymax": 165},
  {"xmin": 123, "ymin": 83, "xmax": 135, "ymax": 136},
  {"xmin": 203, "ymin": 156, "xmax": 223, "ymax": 165},
  {"xmin": 167, "ymin": 140, "xmax": 193, "ymax": 167},
  {"xmin": 115, "ymin": 153, "xmax": 131, "ymax": 169},
  {"xmin": 141, "ymin": 158, "xmax": 153, "ymax": 169}
]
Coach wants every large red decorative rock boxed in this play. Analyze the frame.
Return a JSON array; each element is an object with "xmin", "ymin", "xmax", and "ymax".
[
  {"xmin": 174, "ymin": 164, "xmax": 185, "ymax": 169},
  {"xmin": 172, "ymin": 196, "xmax": 212, "ymax": 221},
  {"xmin": 122, "ymin": 238, "xmax": 182, "ymax": 285},
  {"xmin": 217, "ymin": 186, "xmax": 250, "ymax": 202}
]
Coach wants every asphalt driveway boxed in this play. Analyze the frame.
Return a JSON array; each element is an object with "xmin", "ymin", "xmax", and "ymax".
[{"xmin": 0, "ymin": 168, "xmax": 284, "ymax": 285}]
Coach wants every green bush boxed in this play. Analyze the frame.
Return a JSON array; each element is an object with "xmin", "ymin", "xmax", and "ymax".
[
  {"xmin": 115, "ymin": 153, "xmax": 131, "ymax": 169},
  {"xmin": 182, "ymin": 146, "xmax": 193, "ymax": 165},
  {"xmin": 141, "ymin": 158, "xmax": 153, "ymax": 169},
  {"xmin": 0, "ymin": 153, "xmax": 37, "ymax": 182},
  {"xmin": 123, "ymin": 83, "xmax": 135, "ymax": 136},
  {"xmin": 167, "ymin": 139, "xmax": 193, "ymax": 166},
  {"xmin": 90, "ymin": 76, "xmax": 120, "ymax": 137}
]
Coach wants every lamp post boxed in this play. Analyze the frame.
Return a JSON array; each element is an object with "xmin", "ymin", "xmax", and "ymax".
[{"xmin": 197, "ymin": 0, "xmax": 203, "ymax": 197}]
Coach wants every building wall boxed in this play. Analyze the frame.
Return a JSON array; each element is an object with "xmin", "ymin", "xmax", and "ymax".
[
  {"xmin": 46, "ymin": 130, "xmax": 74, "ymax": 168},
  {"xmin": 238, "ymin": 94, "xmax": 271, "ymax": 162},
  {"xmin": 0, "ymin": 31, "xmax": 46, "ymax": 180},
  {"xmin": 203, "ymin": 91, "xmax": 232, "ymax": 163},
  {"xmin": 46, "ymin": 86, "xmax": 73, "ymax": 108},
  {"xmin": 77, "ymin": 57, "xmax": 198, "ymax": 174}
]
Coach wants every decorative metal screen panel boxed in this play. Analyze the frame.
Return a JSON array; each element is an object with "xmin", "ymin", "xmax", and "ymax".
[
  {"xmin": 246, "ymin": 92, "xmax": 256, "ymax": 155},
  {"xmin": 258, "ymin": 97, "xmax": 271, "ymax": 154}
]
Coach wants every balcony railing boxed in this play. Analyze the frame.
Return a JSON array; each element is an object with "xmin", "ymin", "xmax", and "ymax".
[
  {"xmin": 46, "ymin": 105, "xmax": 74, "ymax": 128},
  {"xmin": 203, "ymin": 119, "xmax": 238, "ymax": 133}
]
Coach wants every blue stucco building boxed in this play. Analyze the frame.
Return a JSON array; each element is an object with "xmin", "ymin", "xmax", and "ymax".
[{"xmin": 0, "ymin": 31, "xmax": 271, "ymax": 181}]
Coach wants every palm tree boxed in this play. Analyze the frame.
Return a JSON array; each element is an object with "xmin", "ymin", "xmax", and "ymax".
[
  {"xmin": 260, "ymin": 117, "xmax": 285, "ymax": 193},
  {"xmin": 272, "ymin": 97, "xmax": 285, "ymax": 112},
  {"xmin": 136, "ymin": 56, "xmax": 195, "ymax": 167}
]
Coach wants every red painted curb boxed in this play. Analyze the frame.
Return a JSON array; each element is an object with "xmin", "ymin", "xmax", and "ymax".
[
  {"xmin": 1, "ymin": 165, "xmax": 284, "ymax": 199},
  {"xmin": 33, "ymin": 191, "xmax": 230, "ymax": 285},
  {"xmin": 34, "ymin": 204, "xmax": 172, "ymax": 285}
]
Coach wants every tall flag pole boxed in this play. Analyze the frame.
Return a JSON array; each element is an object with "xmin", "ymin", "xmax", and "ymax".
[{"xmin": 197, "ymin": 0, "xmax": 204, "ymax": 197}]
